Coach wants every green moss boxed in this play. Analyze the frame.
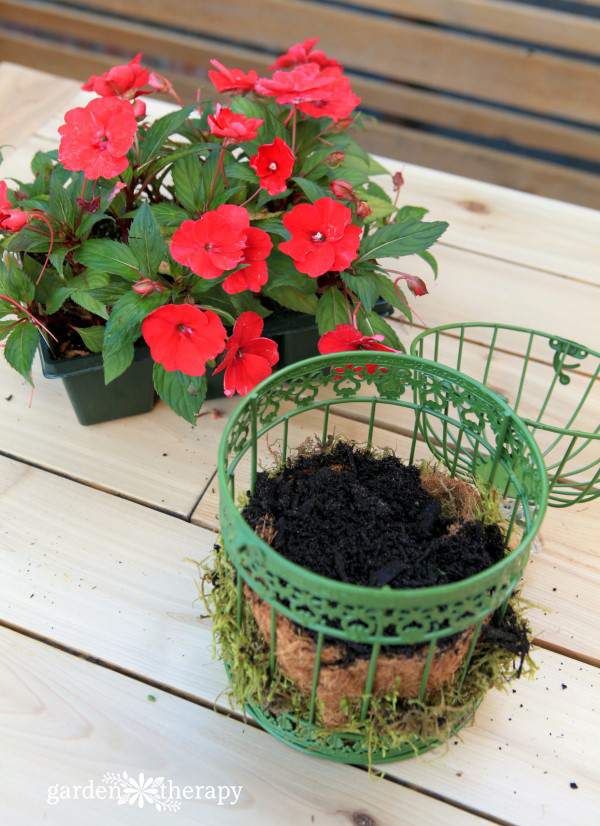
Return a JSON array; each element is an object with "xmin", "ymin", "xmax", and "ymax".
[{"xmin": 200, "ymin": 541, "xmax": 536, "ymax": 765}]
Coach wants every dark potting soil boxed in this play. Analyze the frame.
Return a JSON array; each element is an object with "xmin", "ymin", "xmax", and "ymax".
[{"xmin": 243, "ymin": 441, "xmax": 506, "ymax": 591}]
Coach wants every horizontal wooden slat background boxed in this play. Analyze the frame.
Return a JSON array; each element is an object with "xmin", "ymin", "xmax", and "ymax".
[{"xmin": 0, "ymin": 0, "xmax": 599, "ymax": 207}]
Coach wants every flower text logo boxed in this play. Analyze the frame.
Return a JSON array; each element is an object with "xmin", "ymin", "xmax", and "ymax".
[{"xmin": 103, "ymin": 772, "xmax": 181, "ymax": 812}]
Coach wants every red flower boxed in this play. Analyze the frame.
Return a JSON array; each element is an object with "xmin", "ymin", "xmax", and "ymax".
[
  {"xmin": 170, "ymin": 204, "xmax": 271, "ymax": 291},
  {"xmin": 255, "ymin": 63, "xmax": 336, "ymax": 105},
  {"xmin": 82, "ymin": 53, "xmax": 149, "ymax": 98},
  {"xmin": 249, "ymin": 137, "xmax": 295, "ymax": 195},
  {"xmin": 318, "ymin": 324, "xmax": 397, "ymax": 356},
  {"xmin": 296, "ymin": 68, "xmax": 360, "ymax": 122},
  {"xmin": 269, "ymin": 37, "xmax": 340, "ymax": 70},
  {"xmin": 256, "ymin": 64, "xmax": 359, "ymax": 122},
  {"xmin": 213, "ymin": 312, "xmax": 279, "ymax": 397},
  {"xmin": 58, "ymin": 97, "xmax": 138, "ymax": 180},
  {"xmin": 0, "ymin": 182, "xmax": 28, "ymax": 231},
  {"xmin": 279, "ymin": 197, "xmax": 361, "ymax": 277},
  {"xmin": 209, "ymin": 59, "xmax": 258, "ymax": 94},
  {"xmin": 208, "ymin": 104, "xmax": 263, "ymax": 145},
  {"xmin": 223, "ymin": 226, "xmax": 273, "ymax": 294},
  {"xmin": 142, "ymin": 304, "xmax": 227, "ymax": 375}
]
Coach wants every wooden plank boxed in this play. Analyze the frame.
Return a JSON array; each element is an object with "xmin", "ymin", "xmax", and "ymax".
[
  {"xmin": 63, "ymin": 0, "xmax": 600, "ymax": 124},
  {"xmin": 0, "ymin": 353, "xmax": 225, "ymax": 517},
  {"xmin": 0, "ymin": 629, "xmax": 484, "ymax": 826},
  {"xmin": 4, "ymin": 1, "xmax": 600, "ymax": 165},
  {"xmin": 0, "ymin": 63, "xmax": 77, "ymax": 163},
  {"xmin": 371, "ymin": 155, "xmax": 600, "ymax": 285},
  {"xmin": 392, "ymin": 244, "xmax": 600, "ymax": 343},
  {"xmin": 1, "ymin": 459, "xmax": 598, "ymax": 824},
  {"xmin": 363, "ymin": 121, "xmax": 600, "ymax": 210},
  {"xmin": 358, "ymin": 0, "xmax": 600, "ymax": 56}
]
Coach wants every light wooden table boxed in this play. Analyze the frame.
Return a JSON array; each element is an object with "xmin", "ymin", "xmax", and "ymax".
[{"xmin": 0, "ymin": 63, "xmax": 598, "ymax": 826}]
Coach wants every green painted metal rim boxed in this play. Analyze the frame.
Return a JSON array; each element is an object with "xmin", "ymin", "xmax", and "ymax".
[
  {"xmin": 410, "ymin": 322, "xmax": 600, "ymax": 440},
  {"xmin": 243, "ymin": 699, "xmax": 481, "ymax": 765},
  {"xmin": 217, "ymin": 352, "xmax": 548, "ymax": 612}
]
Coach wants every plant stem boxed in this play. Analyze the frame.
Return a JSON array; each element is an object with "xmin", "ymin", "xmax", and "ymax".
[
  {"xmin": 291, "ymin": 106, "xmax": 298, "ymax": 154},
  {"xmin": 240, "ymin": 186, "xmax": 262, "ymax": 208}
]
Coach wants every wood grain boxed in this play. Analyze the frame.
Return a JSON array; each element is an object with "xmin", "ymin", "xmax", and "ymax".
[
  {"xmin": 0, "ymin": 627, "xmax": 487, "ymax": 825},
  {"xmin": 359, "ymin": 0, "xmax": 600, "ymax": 55}
]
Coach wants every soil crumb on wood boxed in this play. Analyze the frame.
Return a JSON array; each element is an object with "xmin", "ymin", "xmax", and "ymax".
[{"xmin": 243, "ymin": 441, "xmax": 505, "ymax": 590}]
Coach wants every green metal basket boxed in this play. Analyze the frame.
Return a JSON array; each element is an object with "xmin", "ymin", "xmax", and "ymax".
[
  {"xmin": 410, "ymin": 324, "xmax": 599, "ymax": 507},
  {"xmin": 217, "ymin": 353, "xmax": 548, "ymax": 763}
]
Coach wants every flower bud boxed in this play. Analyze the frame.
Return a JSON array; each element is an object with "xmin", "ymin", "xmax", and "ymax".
[
  {"xmin": 326, "ymin": 151, "xmax": 345, "ymax": 167},
  {"xmin": 330, "ymin": 179, "xmax": 354, "ymax": 199},
  {"xmin": 392, "ymin": 171, "xmax": 405, "ymax": 192},
  {"xmin": 132, "ymin": 278, "xmax": 165, "ymax": 297},
  {"xmin": 133, "ymin": 98, "xmax": 147, "ymax": 119},
  {"xmin": 148, "ymin": 71, "xmax": 175, "ymax": 97},
  {"xmin": 355, "ymin": 199, "xmax": 372, "ymax": 220}
]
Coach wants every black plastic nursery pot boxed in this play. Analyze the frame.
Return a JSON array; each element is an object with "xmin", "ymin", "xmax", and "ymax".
[
  {"xmin": 40, "ymin": 301, "xmax": 392, "ymax": 425},
  {"xmin": 39, "ymin": 338, "xmax": 156, "ymax": 426}
]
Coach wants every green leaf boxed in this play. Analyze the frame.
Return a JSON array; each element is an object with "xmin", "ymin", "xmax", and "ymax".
[
  {"xmin": 396, "ymin": 205, "xmax": 428, "ymax": 223},
  {"xmin": 419, "ymin": 249, "xmax": 439, "ymax": 279},
  {"xmin": 103, "ymin": 291, "xmax": 168, "ymax": 369},
  {"xmin": 0, "ymin": 257, "xmax": 34, "ymax": 304},
  {"xmin": 152, "ymin": 364, "xmax": 207, "ymax": 424},
  {"xmin": 226, "ymin": 163, "xmax": 259, "ymax": 184},
  {"xmin": 139, "ymin": 105, "xmax": 196, "ymax": 163},
  {"xmin": 172, "ymin": 154, "xmax": 203, "ymax": 212},
  {"xmin": 341, "ymin": 272, "xmax": 380, "ymax": 312},
  {"xmin": 4, "ymin": 322, "xmax": 38, "ymax": 383},
  {"xmin": 70, "ymin": 271, "xmax": 110, "ymax": 320},
  {"xmin": 230, "ymin": 292, "xmax": 271, "ymax": 319},
  {"xmin": 376, "ymin": 275, "xmax": 412, "ymax": 321},
  {"xmin": 357, "ymin": 312, "xmax": 403, "ymax": 351},
  {"xmin": 252, "ymin": 219, "xmax": 291, "ymax": 240},
  {"xmin": 76, "ymin": 239, "xmax": 141, "ymax": 280},
  {"xmin": 316, "ymin": 287, "xmax": 348, "ymax": 334},
  {"xmin": 150, "ymin": 203, "xmax": 190, "ymax": 228},
  {"xmin": 267, "ymin": 286, "xmax": 317, "ymax": 314},
  {"xmin": 266, "ymin": 250, "xmax": 314, "ymax": 290},
  {"xmin": 128, "ymin": 202, "xmax": 166, "ymax": 277},
  {"xmin": 75, "ymin": 325, "xmax": 105, "ymax": 353},
  {"xmin": 46, "ymin": 286, "xmax": 74, "ymax": 315},
  {"xmin": 103, "ymin": 342, "xmax": 134, "ymax": 384},
  {"xmin": 48, "ymin": 168, "xmax": 77, "ymax": 229},
  {"xmin": 357, "ymin": 221, "xmax": 448, "ymax": 262},
  {"xmin": 291, "ymin": 177, "xmax": 329, "ymax": 203}
]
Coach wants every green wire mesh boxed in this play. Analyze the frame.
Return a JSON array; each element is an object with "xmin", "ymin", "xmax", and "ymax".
[
  {"xmin": 217, "ymin": 353, "xmax": 548, "ymax": 763},
  {"xmin": 410, "ymin": 323, "xmax": 600, "ymax": 507}
]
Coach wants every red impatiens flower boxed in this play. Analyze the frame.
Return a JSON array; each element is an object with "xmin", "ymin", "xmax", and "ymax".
[
  {"xmin": 0, "ymin": 182, "xmax": 28, "ymax": 231},
  {"xmin": 58, "ymin": 97, "xmax": 138, "ymax": 180},
  {"xmin": 142, "ymin": 304, "xmax": 227, "ymax": 375},
  {"xmin": 82, "ymin": 53, "xmax": 149, "ymax": 98},
  {"xmin": 222, "ymin": 226, "xmax": 273, "ymax": 294},
  {"xmin": 249, "ymin": 137, "xmax": 295, "ymax": 195},
  {"xmin": 170, "ymin": 204, "xmax": 271, "ymax": 292},
  {"xmin": 255, "ymin": 64, "xmax": 360, "ymax": 123},
  {"xmin": 255, "ymin": 63, "xmax": 338, "ymax": 106},
  {"xmin": 279, "ymin": 197, "xmax": 361, "ymax": 277},
  {"xmin": 318, "ymin": 324, "xmax": 397, "ymax": 356},
  {"xmin": 318, "ymin": 322, "xmax": 398, "ymax": 376},
  {"xmin": 295, "ymin": 68, "xmax": 361, "ymax": 123},
  {"xmin": 208, "ymin": 59, "xmax": 258, "ymax": 94},
  {"xmin": 213, "ymin": 312, "xmax": 279, "ymax": 397},
  {"xmin": 208, "ymin": 104, "xmax": 263, "ymax": 145},
  {"xmin": 269, "ymin": 37, "xmax": 340, "ymax": 70}
]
